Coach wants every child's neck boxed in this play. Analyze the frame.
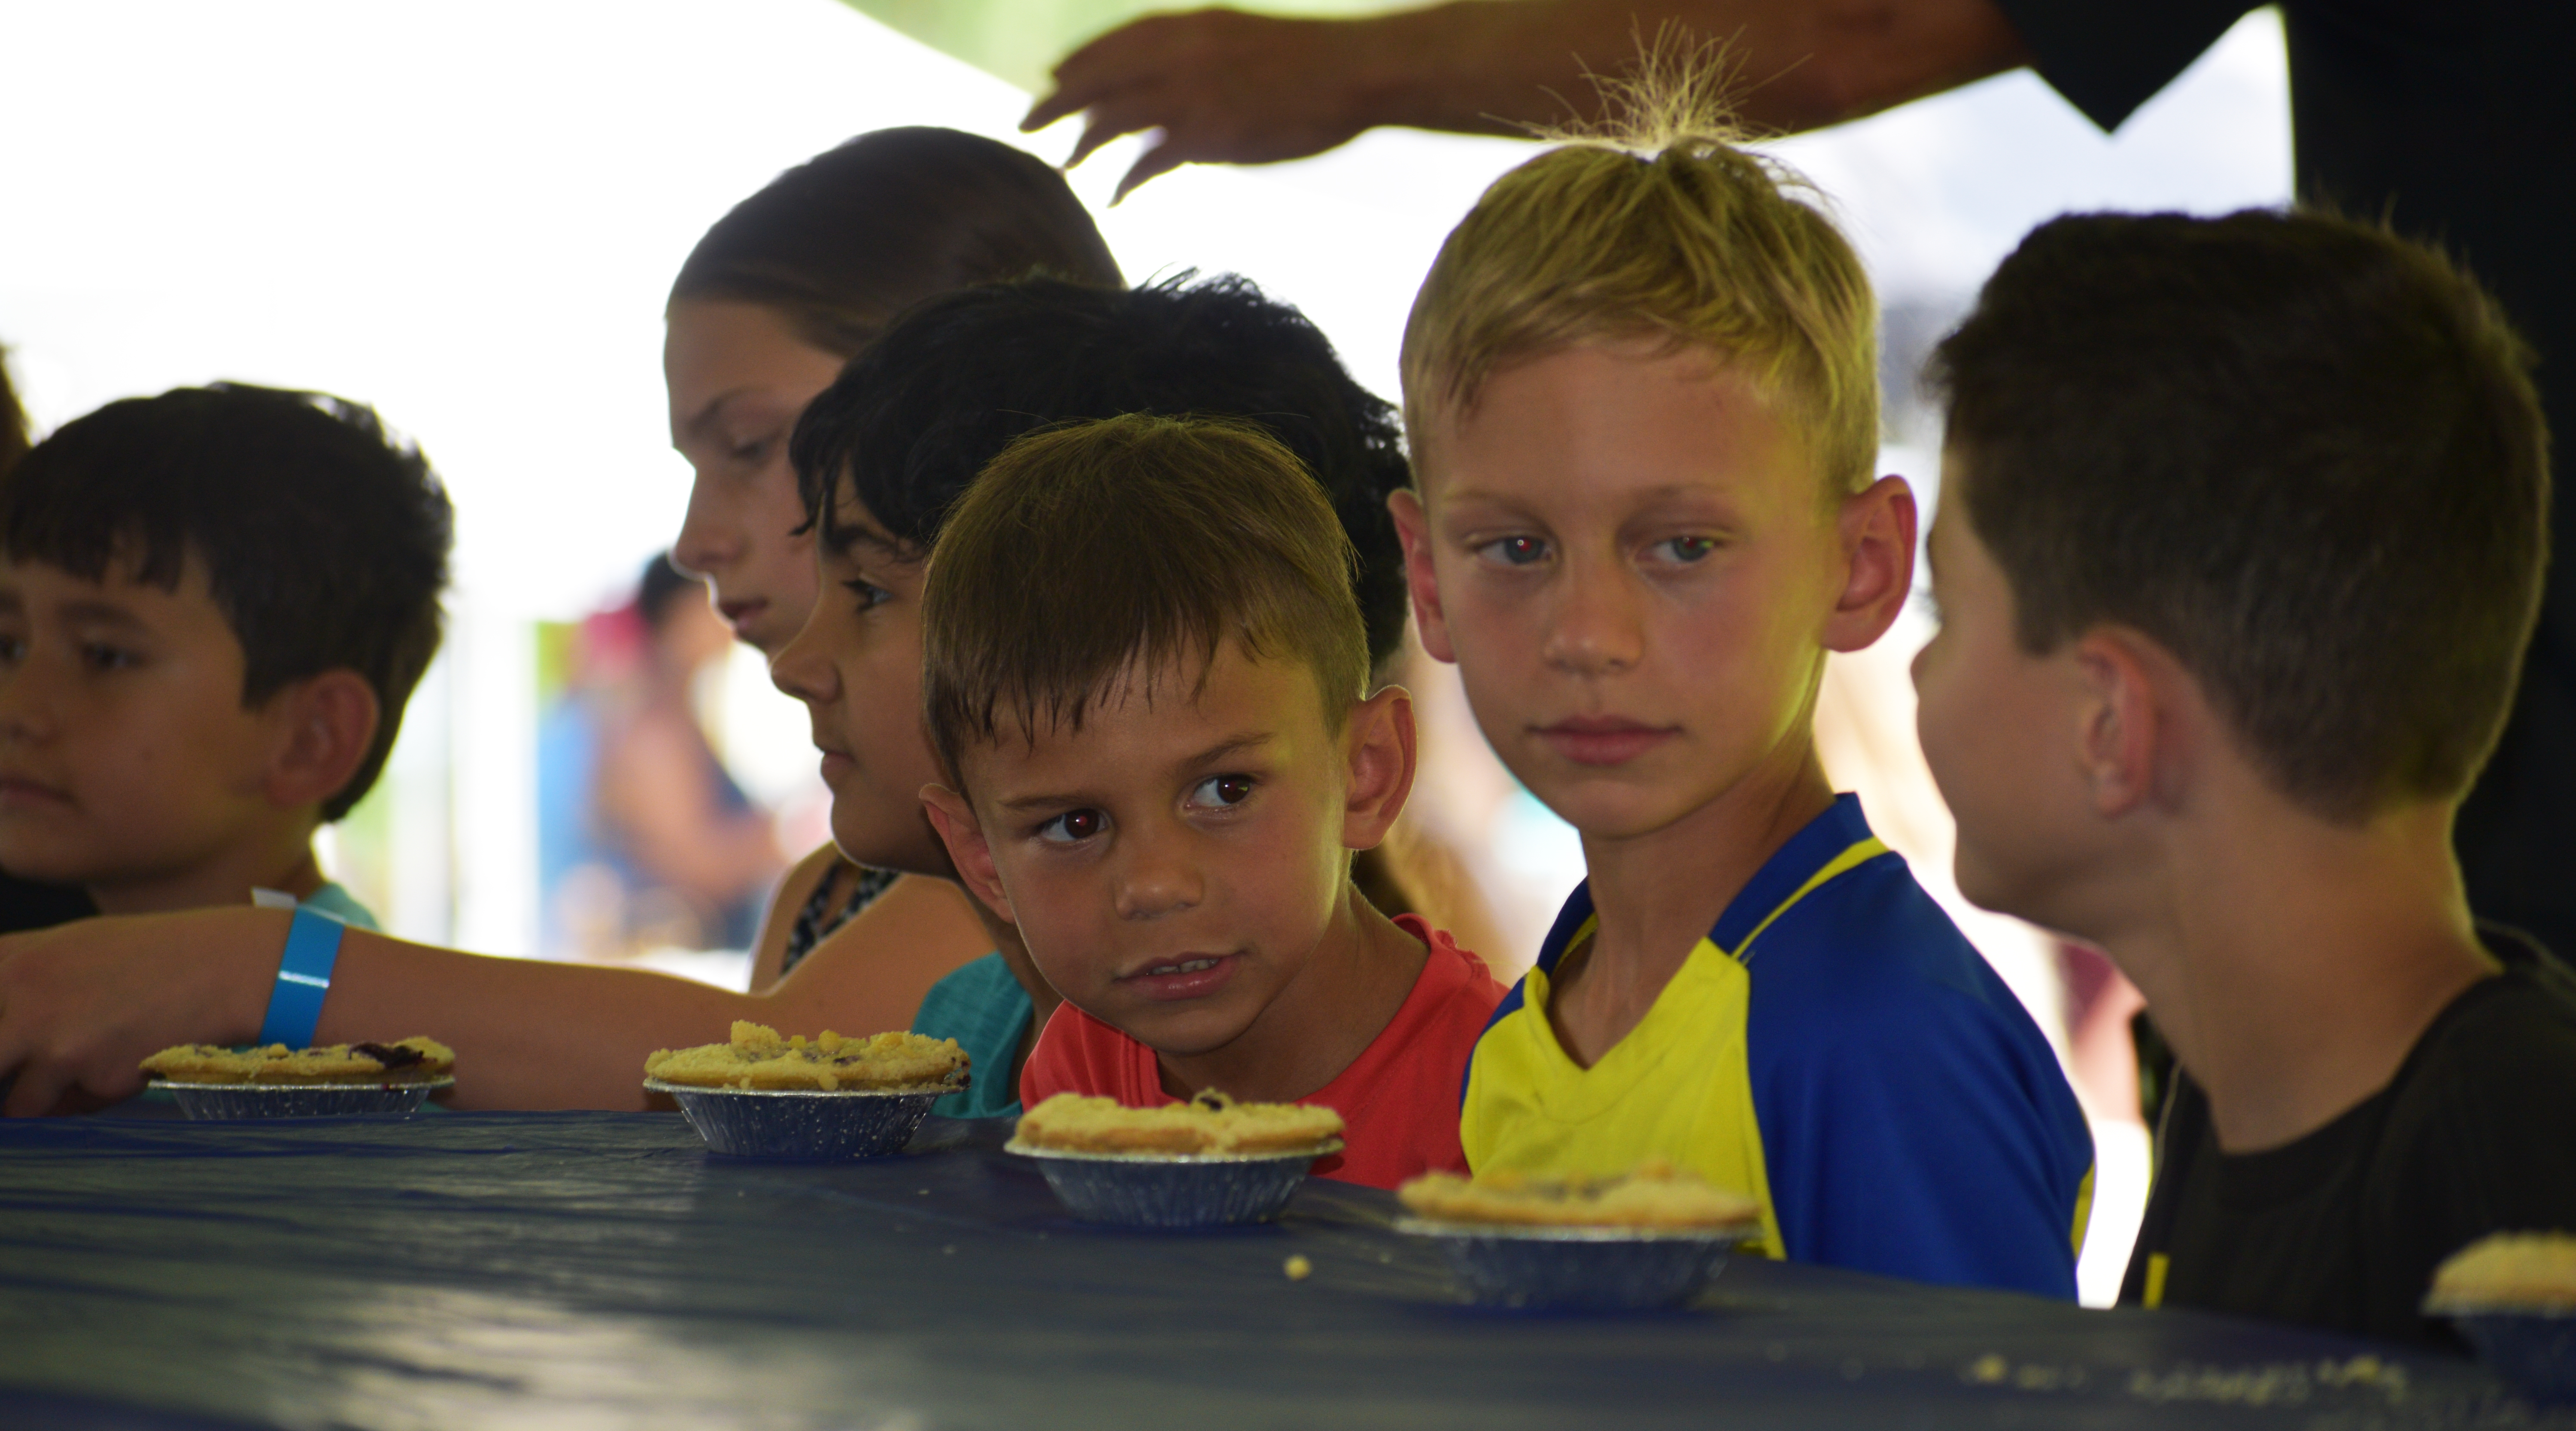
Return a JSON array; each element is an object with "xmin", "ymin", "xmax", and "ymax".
[
  {"xmin": 1154, "ymin": 887, "xmax": 1427, "ymax": 1105},
  {"xmin": 1550, "ymin": 738, "xmax": 1837, "ymax": 1068},
  {"xmin": 2090, "ymin": 789, "xmax": 2495, "ymax": 1153},
  {"xmin": 87, "ymin": 837, "xmax": 326, "ymax": 919}
]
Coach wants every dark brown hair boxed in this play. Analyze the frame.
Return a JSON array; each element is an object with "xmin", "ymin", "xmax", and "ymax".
[
  {"xmin": 920, "ymin": 414, "xmax": 1369, "ymax": 778},
  {"xmin": 1933, "ymin": 209, "xmax": 2549, "ymax": 821},
  {"xmin": 5, "ymin": 384, "xmax": 453, "ymax": 820},
  {"xmin": 669, "ymin": 127, "xmax": 1123, "ymax": 358}
]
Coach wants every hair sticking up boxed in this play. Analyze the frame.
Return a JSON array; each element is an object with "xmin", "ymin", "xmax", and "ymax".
[{"xmin": 1401, "ymin": 36, "xmax": 1877, "ymax": 495}]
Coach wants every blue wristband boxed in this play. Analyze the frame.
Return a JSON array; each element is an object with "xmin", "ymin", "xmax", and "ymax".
[{"xmin": 255, "ymin": 907, "xmax": 347, "ymax": 1049}]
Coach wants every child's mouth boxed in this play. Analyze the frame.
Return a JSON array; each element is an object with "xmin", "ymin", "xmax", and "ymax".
[
  {"xmin": 1537, "ymin": 718, "xmax": 1678, "ymax": 767},
  {"xmin": 1120, "ymin": 953, "xmax": 1239, "ymax": 1002}
]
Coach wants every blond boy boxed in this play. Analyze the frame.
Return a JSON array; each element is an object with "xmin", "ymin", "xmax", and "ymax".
[{"xmin": 1391, "ymin": 125, "xmax": 2094, "ymax": 1294}]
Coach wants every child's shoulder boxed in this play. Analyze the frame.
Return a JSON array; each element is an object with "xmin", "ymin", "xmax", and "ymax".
[
  {"xmin": 1740, "ymin": 845, "xmax": 2065, "ymax": 1087},
  {"xmin": 2386, "ymin": 935, "xmax": 2576, "ymax": 1151}
]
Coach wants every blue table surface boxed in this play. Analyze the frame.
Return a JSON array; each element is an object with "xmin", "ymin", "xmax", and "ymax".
[{"xmin": 0, "ymin": 1111, "xmax": 2556, "ymax": 1430}]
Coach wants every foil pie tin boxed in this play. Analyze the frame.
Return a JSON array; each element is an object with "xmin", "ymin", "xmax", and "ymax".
[
  {"xmin": 2439, "ymin": 1310, "xmax": 2576, "ymax": 1405},
  {"xmin": 1005, "ymin": 1139, "xmax": 1343, "ymax": 1227},
  {"xmin": 1397, "ymin": 1217, "xmax": 1762, "ymax": 1310},
  {"xmin": 644, "ymin": 1076, "xmax": 960, "ymax": 1160},
  {"xmin": 153, "ymin": 1077, "xmax": 454, "ymax": 1120}
]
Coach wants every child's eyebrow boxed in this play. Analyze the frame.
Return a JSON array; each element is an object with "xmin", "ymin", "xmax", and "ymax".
[
  {"xmin": 54, "ymin": 598, "xmax": 147, "ymax": 630},
  {"xmin": 992, "ymin": 732, "xmax": 1274, "ymax": 813},
  {"xmin": 674, "ymin": 386, "xmax": 758, "ymax": 445}
]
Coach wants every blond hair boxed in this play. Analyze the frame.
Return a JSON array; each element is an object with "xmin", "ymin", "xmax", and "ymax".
[{"xmin": 1400, "ymin": 52, "xmax": 1878, "ymax": 494}]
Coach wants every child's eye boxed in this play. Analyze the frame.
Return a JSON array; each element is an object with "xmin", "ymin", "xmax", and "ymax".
[
  {"xmin": 1187, "ymin": 773, "xmax": 1256, "ymax": 810},
  {"xmin": 842, "ymin": 578, "xmax": 893, "ymax": 612},
  {"xmin": 0, "ymin": 636, "xmax": 24, "ymax": 665},
  {"xmin": 1473, "ymin": 535, "xmax": 1550, "ymax": 567},
  {"xmin": 1036, "ymin": 808, "xmax": 1109, "ymax": 845},
  {"xmin": 728, "ymin": 434, "xmax": 775, "ymax": 465},
  {"xmin": 80, "ymin": 643, "xmax": 136, "ymax": 672},
  {"xmin": 1649, "ymin": 536, "xmax": 1720, "ymax": 564}
]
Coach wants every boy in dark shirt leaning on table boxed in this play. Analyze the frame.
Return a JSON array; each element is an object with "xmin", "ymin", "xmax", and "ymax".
[{"xmin": 1910, "ymin": 208, "xmax": 2576, "ymax": 1346}]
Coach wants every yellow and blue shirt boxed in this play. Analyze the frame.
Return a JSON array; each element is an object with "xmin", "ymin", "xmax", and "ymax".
[{"xmin": 1461, "ymin": 794, "xmax": 2094, "ymax": 1298}]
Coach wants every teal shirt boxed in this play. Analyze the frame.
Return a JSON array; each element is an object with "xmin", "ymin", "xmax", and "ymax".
[
  {"xmin": 301, "ymin": 882, "xmax": 380, "ymax": 931},
  {"xmin": 912, "ymin": 953, "xmax": 1031, "ymax": 1120}
]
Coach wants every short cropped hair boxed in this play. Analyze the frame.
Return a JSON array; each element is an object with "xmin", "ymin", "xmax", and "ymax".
[
  {"xmin": 920, "ymin": 415, "xmax": 1368, "ymax": 778},
  {"xmin": 792, "ymin": 273, "xmax": 1413, "ymax": 670},
  {"xmin": 1401, "ymin": 114, "xmax": 1877, "ymax": 495},
  {"xmin": 3, "ymin": 384, "xmax": 454, "ymax": 820},
  {"xmin": 1933, "ymin": 210, "xmax": 2549, "ymax": 822},
  {"xmin": 671, "ymin": 127, "xmax": 1124, "ymax": 359}
]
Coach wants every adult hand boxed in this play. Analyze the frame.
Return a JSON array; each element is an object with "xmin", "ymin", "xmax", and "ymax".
[
  {"xmin": 1023, "ymin": 9, "xmax": 1392, "ymax": 201},
  {"xmin": 0, "ymin": 908, "xmax": 281, "ymax": 1116}
]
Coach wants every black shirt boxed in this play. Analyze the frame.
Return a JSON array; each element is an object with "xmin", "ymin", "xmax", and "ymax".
[
  {"xmin": 2118, "ymin": 932, "xmax": 2576, "ymax": 1346},
  {"xmin": 0, "ymin": 869, "xmax": 91, "ymax": 936},
  {"xmin": 1988, "ymin": 0, "xmax": 2576, "ymax": 959}
]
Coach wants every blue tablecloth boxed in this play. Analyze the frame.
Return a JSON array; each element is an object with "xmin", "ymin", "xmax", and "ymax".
[{"xmin": 0, "ymin": 1112, "xmax": 2549, "ymax": 1429}]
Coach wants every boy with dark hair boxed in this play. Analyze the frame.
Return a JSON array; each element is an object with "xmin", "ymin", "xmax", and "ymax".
[
  {"xmin": 1913, "ymin": 208, "xmax": 2576, "ymax": 1344},
  {"xmin": 914, "ymin": 414, "xmax": 1505, "ymax": 1187},
  {"xmin": 1393, "ymin": 116, "xmax": 2094, "ymax": 1294},
  {"xmin": 0, "ymin": 383, "xmax": 452, "ymax": 925}
]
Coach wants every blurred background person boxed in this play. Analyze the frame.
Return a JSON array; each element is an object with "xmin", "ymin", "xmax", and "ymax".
[
  {"xmin": 543, "ymin": 554, "xmax": 784, "ymax": 960},
  {"xmin": 0, "ymin": 344, "xmax": 100, "ymax": 937}
]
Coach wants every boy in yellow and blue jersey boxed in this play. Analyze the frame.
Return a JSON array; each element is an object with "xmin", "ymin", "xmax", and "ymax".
[{"xmin": 1388, "ymin": 107, "xmax": 2094, "ymax": 1296}]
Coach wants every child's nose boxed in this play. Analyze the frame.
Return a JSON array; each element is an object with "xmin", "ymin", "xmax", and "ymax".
[
  {"xmin": 1541, "ymin": 562, "xmax": 1646, "ymax": 676},
  {"xmin": 1112, "ymin": 827, "xmax": 1203, "ymax": 921},
  {"xmin": 0, "ymin": 665, "xmax": 57, "ymax": 742},
  {"xmin": 766, "ymin": 618, "xmax": 836, "ymax": 706}
]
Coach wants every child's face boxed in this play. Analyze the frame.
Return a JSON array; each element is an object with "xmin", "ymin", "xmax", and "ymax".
[
  {"xmin": 766, "ymin": 486, "xmax": 952, "ymax": 877},
  {"xmin": 924, "ymin": 643, "xmax": 1410, "ymax": 1059},
  {"xmin": 0, "ymin": 554, "xmax": 301, "ymax": 898},
  {"xmin": 665, "ymin": 299, "xmax": 848, "ymax": 657},
  {"xmin": 1397, "ymin": 343, "xmax": 1909, "ymax": 841},
  {"xmin": 1909, "ymin": 479, "xmax": 2100, "ymax": 923}
]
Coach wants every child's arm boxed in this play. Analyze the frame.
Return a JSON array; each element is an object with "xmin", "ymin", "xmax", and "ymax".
[{"xmin": 0, "ymin": 878, "xmax": 993, "ymax": 1116}]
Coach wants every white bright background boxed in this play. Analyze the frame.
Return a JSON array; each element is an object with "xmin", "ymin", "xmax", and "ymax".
[{"xmin": 1, "ymin": 0, "xmax": 2289, "ymax": 1305}]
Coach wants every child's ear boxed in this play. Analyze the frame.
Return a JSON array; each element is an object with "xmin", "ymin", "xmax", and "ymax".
[
  {"xmin": 261, "ymin": 670, "xmax": 380, "ymax": 812},
  {"xmin": 1386, "ymin": 490, "xmax": 1456, "ymax": 664},
  {"xmin": 2070, "ymin": 629, "xmax": 2184, "ymax": 819},
  {"xmin": 919, "ymin": 782, "xmax": 1016, "ymax": 926},
  {"xmin": 1822, "ymin": 475, "xmax": 1919, "ymax": 654},
  {"xmin": 1340, "ymin": 684, "xmax": 1417, "ymax": 852}
]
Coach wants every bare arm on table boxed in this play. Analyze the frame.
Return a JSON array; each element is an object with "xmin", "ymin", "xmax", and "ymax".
[{"xmin": 0, "ymin": 872, "xmax": 991, "ymax": 1115}]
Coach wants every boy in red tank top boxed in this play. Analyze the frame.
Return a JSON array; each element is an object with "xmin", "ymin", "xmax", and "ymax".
[{"xmin": 914, "ymin": 414, "xmax": 1504, "ymax": 1188}]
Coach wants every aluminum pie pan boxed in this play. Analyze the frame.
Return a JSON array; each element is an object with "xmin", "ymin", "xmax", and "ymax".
[
  {"xmin": 151, "ymin": 1076, "xmax": 454, "ymax": 1120},
  {"xmin": 1005, "ymin": 1138, "xmax": 1344, "ymax": 1227},
  {"xmin": 2430, "ymin": 1308, "xmax": 2576, "ymax": 1406},
  {"xmin": 644, "ymin": 1076, "xmax": 961, "ymax": 1160},
  {"xmin": 1397, "ymin": 1215, "xmax": 1764, "ymax": 1310}
]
